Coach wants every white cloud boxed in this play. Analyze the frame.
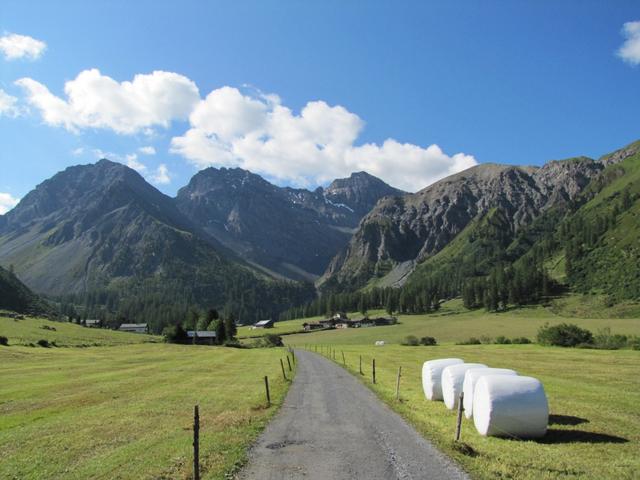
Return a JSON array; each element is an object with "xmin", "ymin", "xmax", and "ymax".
[
  {"xmin": 170, "ymin": 87, "xmax": 476, "ymax": 191},
  {"xmin": 617, "ymin": 21, "xmax": 640, "ymax": 65},
  {"xmin": 71, "ymin": 147, "xmax": 85, "ymax": 156},
  {"xmin": 0, "ymin": 33, "xmax": 46, "ymax": 60},
  {"xmin": 16, "ymin": 69, "xmax": 200, "ymax": 134},
  {"xmin": 125, "ymin": 154, "xmax": 147, "ymax": 173},
  {"xmin": 0, "ymin": 192, "xmax": 20, "ymax": 214},
  {"xmin": 138, "ymin": 146, "xmax": 156, "ymax": 155},
  {"xmin": 150, "ymin": 164, "xmax": 171, "ymax": 185},
  {"xmin": 0, "ymin": 89, "xmax": 21, "ymax": 117}
]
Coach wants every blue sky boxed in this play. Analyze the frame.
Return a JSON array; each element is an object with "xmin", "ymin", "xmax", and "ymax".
[{"xmin": 1, "ymin": 1, "xmax": 639, "ymax": 212}]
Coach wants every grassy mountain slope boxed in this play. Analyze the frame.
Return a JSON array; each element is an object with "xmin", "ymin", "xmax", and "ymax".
[{"xmin": 0, "ymin": 265, "xmax": 48, "ymax": 314}]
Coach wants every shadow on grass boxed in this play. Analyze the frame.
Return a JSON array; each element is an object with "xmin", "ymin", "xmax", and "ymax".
[
  {"xmin": 548, "ymin": 414, "xmax": 589, "ymax": 426},
  {"xmin": 538, "ymin": 429, "xmax": 628, "ymax": 444}
]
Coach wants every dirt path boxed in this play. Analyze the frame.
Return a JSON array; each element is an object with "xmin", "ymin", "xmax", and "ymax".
[{"xmin": 238, "ymin": 349, "xmax": 469, "ymax": 480}]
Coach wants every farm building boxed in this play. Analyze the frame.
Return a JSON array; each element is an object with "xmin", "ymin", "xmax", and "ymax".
[
  {"xmin": 85, "ymin": 319, "xmax": 101, "ymax": 328},
  {"xmin": 303, "ymin": 322, "xmax": 325, "ymax": 331},
  {"xmin": 253, "ymin": 319, "xmax": 274, "ymax": 329},
  {"xmin": 187, "ymin": 331, "xmax": 217, "ymax": 345},
  {"xmin": 118, "ymin": 323, "xmax": 148, "ymax": 334}
]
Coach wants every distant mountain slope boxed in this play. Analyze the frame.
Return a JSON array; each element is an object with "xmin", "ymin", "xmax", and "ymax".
[
  {"xmin": 0, "ymin": 265, "xmax": 48, "ymax": 314},
  {"xmin": 176, "ymin": 168, "xmax": 404, "ymax": 280},
  {"xmin": 320, "ymin": 156, "xmax": 604, "ymax": 291},
  {"xmin": 0, "ymin": 160, "xmax": 314, "ymax": 330}
]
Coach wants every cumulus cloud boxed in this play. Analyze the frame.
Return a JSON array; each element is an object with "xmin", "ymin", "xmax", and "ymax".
[
  {"xmin": 617, "ymin": 21, "xmax": 640, "ymax": 65},
  {"xmin": 0, "ymin": 33, "xmax": 46, "ymax": 60},
  {"xmin": 0, "ymin": 89, "xmax": 21, "ymax": 117},
  {"xmin": 138, "ymin": 146, "xmax": 156, "ymax": 155},
  {"xmin": 0, "ymin": 192, "xmax": 20, "ymax": 214},
  {"xmin": 170, "ymin": 87, "xmax": 476, "ymax": 191},
  {"xmin": 150, "ymin": 164, "xmax": 171, "ymax": 185},
  {"xmin": 16, "ymin": 69, "xmax": 200, "ymax": 134}
]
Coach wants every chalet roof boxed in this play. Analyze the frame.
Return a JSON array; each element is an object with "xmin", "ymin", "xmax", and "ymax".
[
  {"xmin": 254, "ymin": 320, "xmax": 273, "ymax": 326},
  {"xmin": 187, "ymin": 331, "xmax": 217, "ymax": 338},
  {"xmin": 120, "ymin": 323, "xmax": 147, "ymax": 328}
]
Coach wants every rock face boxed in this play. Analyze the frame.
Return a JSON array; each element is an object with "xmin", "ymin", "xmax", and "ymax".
[
  {"xmin": 0, "ymin": 160, "xmax": 239, "ymax": 295},
  {"xmin": 176, "ymin": 168, "xmax": 404, "ymax": 280},
  {"xmin": 320, "ymin": 157, "xmax": 606, "ymax": 290}
]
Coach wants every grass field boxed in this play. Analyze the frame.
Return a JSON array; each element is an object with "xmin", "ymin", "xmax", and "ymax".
[
  {"xmin": 0, "ymin": 343, "xmax": 294, "ymax": 480},
  {"xmin": 282, "ymin": 300, "xmax": 640, "ymax": 347},
  {"xmin": 299, "ymin": 343, "xmax": 639, "ymax": 480},
  {"xmin": 0, "ymin": 315, "xmax": 160, "ymax": 346}
]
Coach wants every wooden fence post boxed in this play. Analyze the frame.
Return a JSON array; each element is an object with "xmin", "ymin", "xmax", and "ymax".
[
  {"xmin": 454, "ymin": 391, "xmax": 464, "ymax": 441},
  {"xmin": 372, "ymin": 358, "xmax": 376, "ymax": 384},
  {"xmin": 193, "ymin": 405, "xmax": 200, "ymax": 480},
  {"xmin": 264, "ymin": 376, "xmax": 271, "ymax": 407},
  {"xmin": 287, "ymin": 355, "xmax": 292, "ymax": 371},
  {"xmin": 341, "ymin": 351, "xmax": 346, "ymax": 365},
  {"xmin": 291, "ymin": 349, "xmax": 296, "ymax": 363},
  {"xmin": 395, "ymin": 366, "xmax": 402, "ymax": 400},
  {"xmin": 280, "ymin": 358, "xmax": 287, "ymax": 380},
  {"xmin": 359, "ymin": 355, "xmax": 362, "ymax": 375}
]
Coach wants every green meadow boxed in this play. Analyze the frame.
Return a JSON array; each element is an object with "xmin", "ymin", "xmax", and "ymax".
[
  {"xmin": 0, "ymin": 343, "xmax": 293, "ymax": 480},
  {"xmin": 0, "ymin": 314, "xmax": 159, "ymax": 347}
]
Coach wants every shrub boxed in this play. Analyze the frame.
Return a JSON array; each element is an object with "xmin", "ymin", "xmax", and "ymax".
[
  {"xmin": 0, "ymin": 336, "xmax": 8, "ymax": 346},
  {"xmin": 593, "ymin": 328, "xmax": 628, "ymax": 350},
  {"xmin": 420, "ymin": 336, "xmax": 437, "ymax": 346},
  {"xmin": 511, "ymin": 337, "xmax": 532, "ymax": 344},
  {"xmin": 537, "ymin": 323, "xmax": 594, "ymax": 347},
  {"xmin": 495, "ymin": 336, "xmax": 511, "ymax": 344},
  {"xmin": 162, "ymin": 324, "xmax": 189, "ymax": 344},
  {"xmin": 401, "ymin": 335, "xmax": 420, "ymax": 346},
  {"xmin": 252, "ymin": 334, "xmax": 284, "ymax": 348},
  {"xmin": 37, "ymin": 339, "xmax": 50, "ymax": 348},
  {"xmin": 457, "ymin": 337, "xmax": 481, "ymax": 345}
]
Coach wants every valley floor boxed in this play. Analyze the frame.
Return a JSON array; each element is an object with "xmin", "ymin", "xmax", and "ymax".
[
  {"xmin": 0, "ymin": 344, "xmax": 292, "ymax": 480},
  {"xmin": 291, "ymin": 343, "xmax": 639, "ymax": 480}
]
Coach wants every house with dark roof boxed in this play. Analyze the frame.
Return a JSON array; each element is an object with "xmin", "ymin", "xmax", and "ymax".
[{"xmin": 187, "ymin": 330, "xmax": 217, "ymax": 345}]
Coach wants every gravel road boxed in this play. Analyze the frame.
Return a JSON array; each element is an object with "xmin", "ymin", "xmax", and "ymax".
[{"xmin": 238, "ymin": 349, "xmax": 469, "ymax": 480}]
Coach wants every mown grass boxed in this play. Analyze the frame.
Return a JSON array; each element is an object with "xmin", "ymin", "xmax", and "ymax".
[
  {"xmin": 0, "ymin": 344, "xmax": 294, "ymax": 479},
  {"xmin": 302, "ymin": 343, "xmax": 639, "ymax": 480},
  {"xmin": 0, "ymin": 315, "xmax": 160, "ymax": 347},
  {"xmin": 283, "ymin": 300, "xmax": 640, "ymax": 347}
]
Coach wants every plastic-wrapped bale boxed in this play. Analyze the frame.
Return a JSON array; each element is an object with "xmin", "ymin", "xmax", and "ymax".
[
  {"xmin": 473, "ymin": 375, "xmax": 549, "ymax": 438},
  {"xmin": 421, "ymin": 358, "xmax": 464, "ymax": 400},
  {"xmin": 462, "ymin": 368, "xmax": 518, "ymax": 419},
  {"xmin": 441, "ymin": 363, "xmax": 487, "ymax": 410}
]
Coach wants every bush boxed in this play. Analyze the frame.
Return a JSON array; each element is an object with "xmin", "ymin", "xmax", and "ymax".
[
  {"xmin": 252, "ymin": 334, "xmax": 284, "ymax": 348},
  {"xmin": 401, "ymin": 335, "xmax": 420, "ymax": 346},
  {"xmin": 511, "ymin": 337, "xmax": 532, "ymax": 344},
  {"xmin": 457, "ymin": 337, "xmax": 481, "ymax": 345},
  {"xmin": 420, "ymin": 336, "xmax": 437, "ymax": 346},
  {"xmin": 37, "ymin": 339, "xmax": 50, "ymax": 348},
  {"xmin": 162, "ymin": 324, "xmax": 189, "ymax": 344},
  {"xmin": 593, "ymin": 328, "xmax": 628, "ymax": 350},
  {"xmin": 495, "ymin": 335, "xmax": 512, "ymax": 344},
  {"xmin": 0, "ymin": 336, "xmax": 8, "ymax": 346},
  {"xmin": 537, "ymin": 323, "xmax": 594, "ymax": 347}
]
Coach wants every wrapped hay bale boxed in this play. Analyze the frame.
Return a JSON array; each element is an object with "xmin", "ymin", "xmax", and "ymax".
[
  {"xmin": 421, "ymin": 358, "xmax": 464, "ymax": 400},
  {"xmin": 473, "ymin": 375, "xmax": 549, "ymax": 438},
  {"xmin": 442, "ymin": 363, "xmax": 487, "ymax": 410},
  {"xmin": 462, "ymin": 368, "xmax": 518, "ymax": 419}
]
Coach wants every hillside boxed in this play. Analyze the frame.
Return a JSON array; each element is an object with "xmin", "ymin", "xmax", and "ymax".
[
  {"xmin": 320, "ymin": 157, "xmax": 603, "ymax": 292},
  {"xmin": 176, "ymin": 168, "xmax": 404, "ymax": 280},
  {"xmin": 0, "ymin": 160, "xmax": 314, "ymax": 331},
  {"xmin": 0, "ymin": 265, "xmax": 48, "ymax": 314}
]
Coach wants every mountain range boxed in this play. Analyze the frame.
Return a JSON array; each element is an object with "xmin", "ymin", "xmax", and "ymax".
[{"xmin": 1, "ymin": 139, "xmax": 638, "ymax": 329}]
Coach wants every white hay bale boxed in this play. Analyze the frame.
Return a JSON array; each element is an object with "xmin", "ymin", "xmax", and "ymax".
[
  {"xmin": 421, "ymin": 358, "xmax": 464, "ymax": 400},
  {"xmin": 473, "ymin": 375, "xmax": 549, "ymax": 438},
  {"xmin": 441, "ymin": 363, "xmax": 487, "ymax": 409},
  {"xmin": 375, "ymin": 340, "xmax": 385, "ymax": 346},
  {"xmin": 462, "ymin": 368, "xmax": 518, "ymax": 419}
]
